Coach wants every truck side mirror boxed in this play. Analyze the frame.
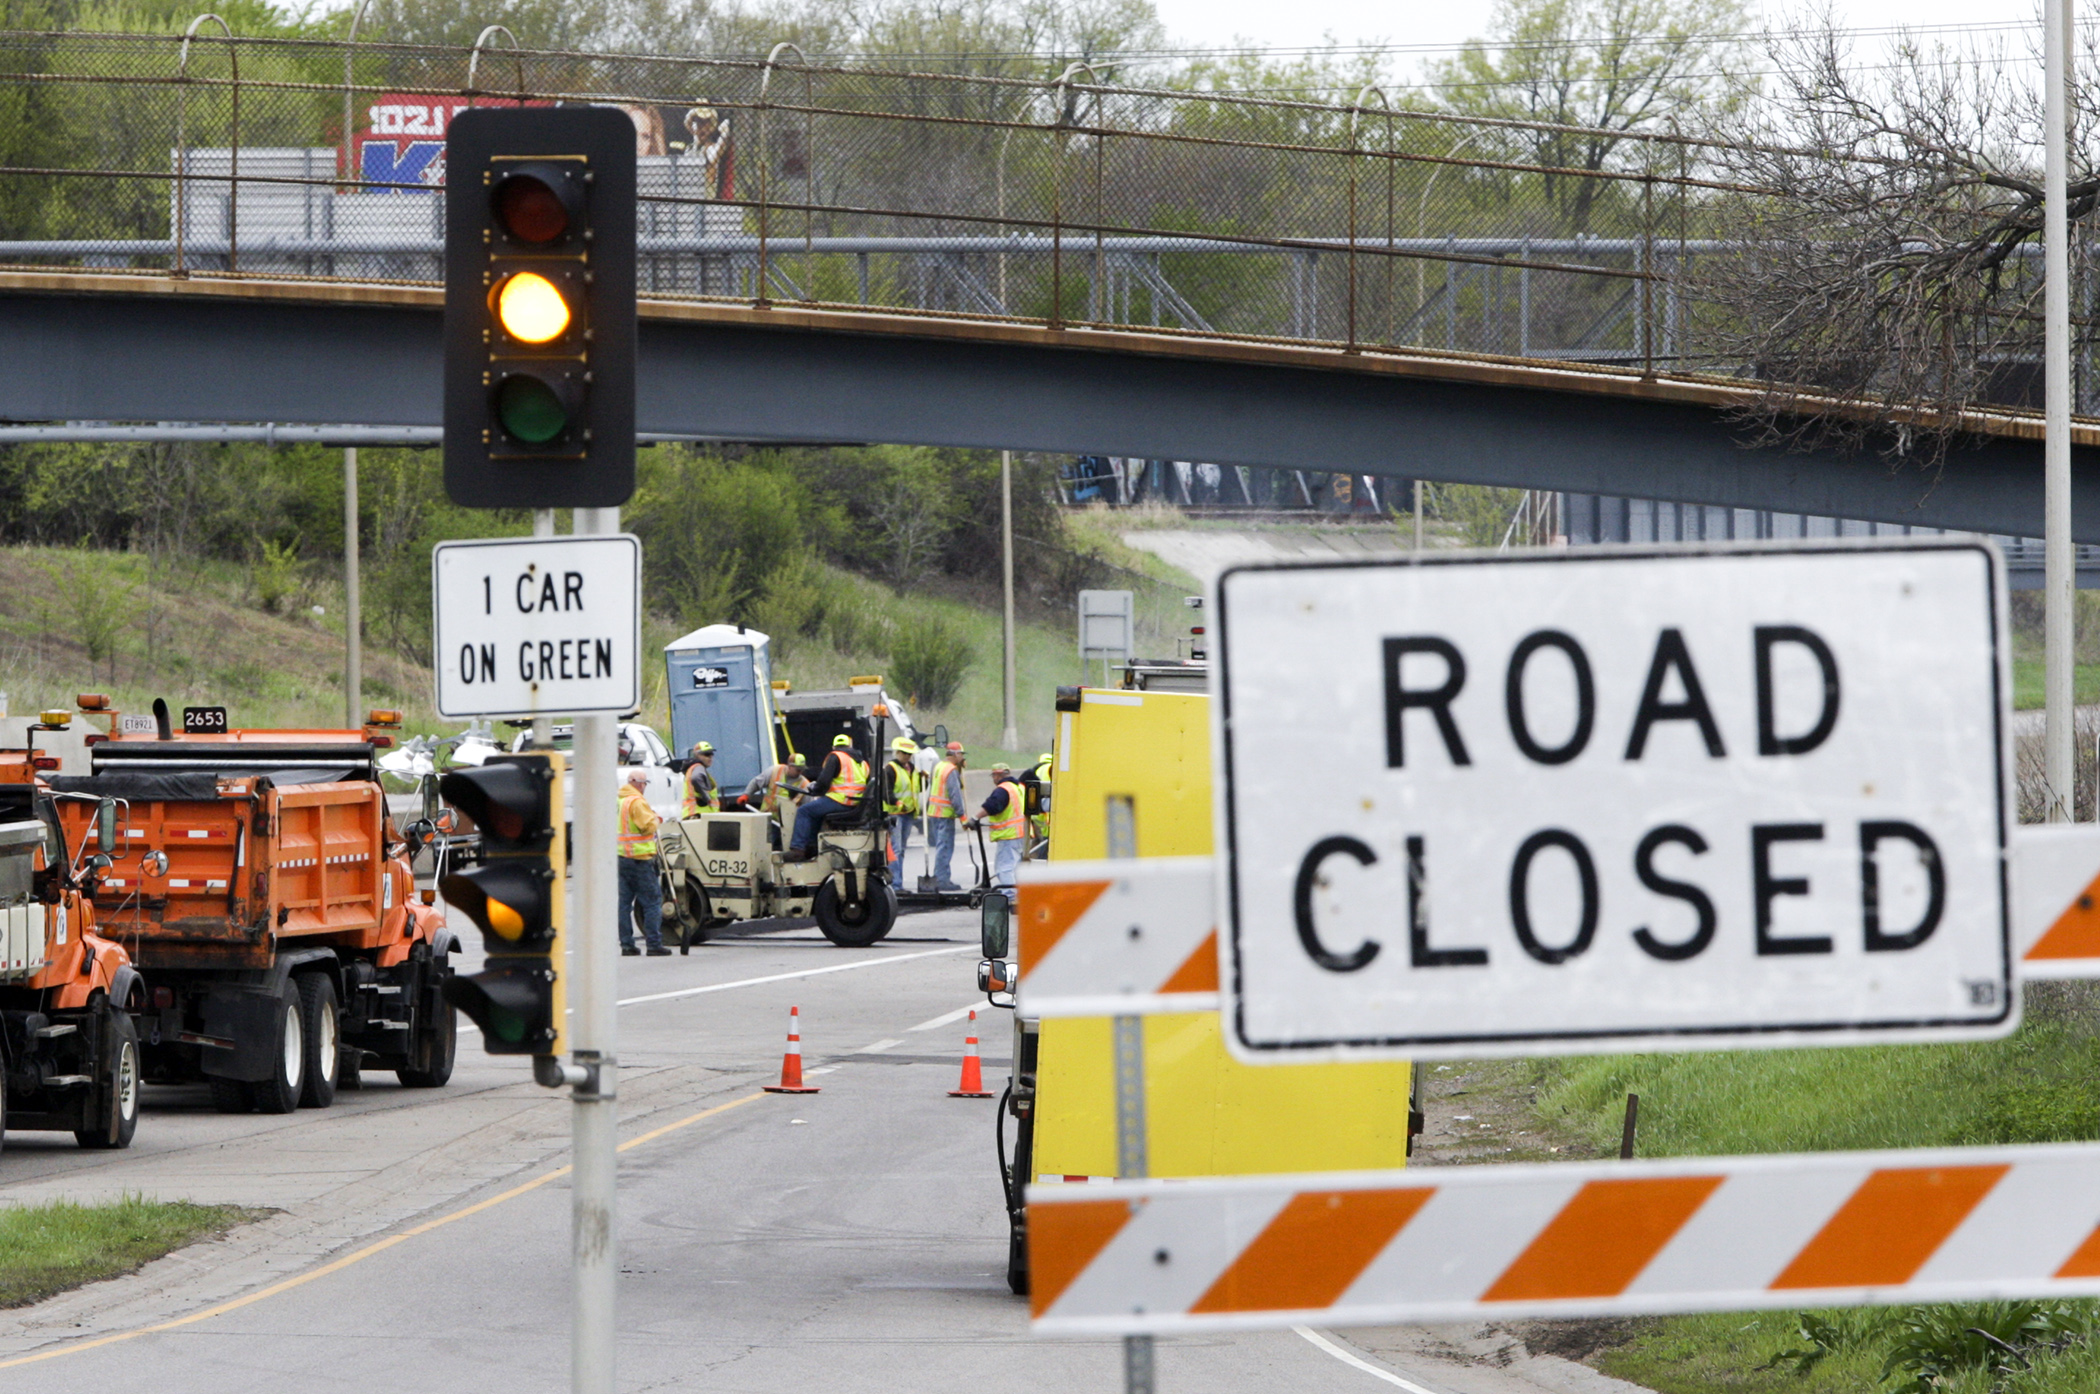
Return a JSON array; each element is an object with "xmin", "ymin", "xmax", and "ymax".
[
  {"xmin": 980, "ymin": 893, "xmax": 1010, "ymax": 960},
  {"xmin": 96, "ymin": 797, "xmax": 117, "ymax": 856}
]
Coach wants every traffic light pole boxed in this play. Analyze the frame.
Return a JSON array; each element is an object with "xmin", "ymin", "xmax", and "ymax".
[{"xmin": 570, "ymin": 507, "xmax": 621, "ymax": 1394}]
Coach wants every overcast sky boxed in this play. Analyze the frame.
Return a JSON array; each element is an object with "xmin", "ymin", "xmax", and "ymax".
[{"xmin": 1146, "ymin": 0, "xmax": 2040, "ymax": 59}]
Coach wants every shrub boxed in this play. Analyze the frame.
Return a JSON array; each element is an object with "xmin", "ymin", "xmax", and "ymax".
[
  {"xmin": 1431, "ymin": 483, "xmax": 1526, "ymax": 549},
  {"xmin": 254, "ymin": 537, "xmax": 301, "ymax": 614},
  {"xmin": 887, "ymin": 615, "xmax": 972, "ymax": 709}
]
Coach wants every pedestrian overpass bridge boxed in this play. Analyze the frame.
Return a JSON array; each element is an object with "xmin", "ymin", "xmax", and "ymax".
[
  {"xmin": 0, "ymin": 29, "xmax": 2095, "ymax": 539},
  {"xmin": 5, "ymin": 267, "xmax": 2095, "ymax": 542}
]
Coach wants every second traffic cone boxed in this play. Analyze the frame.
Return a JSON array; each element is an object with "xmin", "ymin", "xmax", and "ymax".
[
  {"xmin": 949, "ymin": 1010, "xmax": 994, "ymax": 1098},
  {"xmin": 763, "ymin": 1005, "xmax": 821, "ymax": 1094}
]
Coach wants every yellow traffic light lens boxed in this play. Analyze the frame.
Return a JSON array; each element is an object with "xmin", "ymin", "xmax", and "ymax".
[
  {"xmin": 486, "ymin": 898, "xmax": 526, "ymax": 939},
  {"xmin": 495, "ymin": 273, "xmax": 571, "ymax": 344}
]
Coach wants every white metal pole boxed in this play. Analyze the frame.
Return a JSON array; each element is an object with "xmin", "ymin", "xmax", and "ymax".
[
  {"xmin": 343, "ymin": 447, "xmax": 361, "ymax": 728},
  {"xmin": 1001, "ymin": 449, "xmax": 1020, "ymax": 752},
  {"xmin": 1413, "ymin": 478, "xmax": 1425, "ymax": 552},
  {"xmin": 533, "ymin": 510, "xmax": 556, "ymax": 749},
  {"xmin": 2046, "ymin": 0, "xmax": 2076, "ymax": 821},
  {"xmin": 570, "ymin": 505, "xmax": 621, "ymax": 1394}
]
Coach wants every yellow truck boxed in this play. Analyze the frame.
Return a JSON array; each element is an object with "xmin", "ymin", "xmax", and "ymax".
[{"xmin": 985, "ymin": 677, "xmax": 1420, "ymax": 1294}]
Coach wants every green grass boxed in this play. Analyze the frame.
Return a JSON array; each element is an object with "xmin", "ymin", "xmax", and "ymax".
[
  {"xmin": 0, "ymin": 545, "xmax": 438, "ymax": 733},
  {"xmin": 2012, "ymin": 660, "xmax": 2100, "ymax": 709},
  {"xmin": 1535, "ymin": 986, "xmax": 2100, "ymax": 1393},
  {"xmin": 0, "ymin": 1197, "xmax": 256, "ymax": 1308}
]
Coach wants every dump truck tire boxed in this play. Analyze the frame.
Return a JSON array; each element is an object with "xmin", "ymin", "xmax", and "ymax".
[
  {"xmin": 814, "ymin": 879, "xmax": 897, "ymax": 948},
  {"xmin": 297, "ymin": 974, "xmax": 339, "ymax": 1110},
  {"xmin": 249, "ymin": 979, "xmax": 305, "ymax": 1115},
  {"xmin": 76, "ymin": 1008, "xmax": 140, "ymax": 1149},
  {"xmin": 398, "ymin": 999, "xmax": 456, "ymax": 1088}
]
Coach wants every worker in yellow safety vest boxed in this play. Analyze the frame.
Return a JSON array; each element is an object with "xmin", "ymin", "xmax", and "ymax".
[
  {"xmin": 681, "ymin": 741, "xmax": 720, "ymax": 818},
  {"xmin": 924, "ymin": 742, "xmax": 967, "ymax": 892},
  {"xmin": 964, "ymin": 761, "xmax": 1027, "ymax": 897},
  {"xmin": 882, "ymin": 736, "xmax": 923, "ymax": 872},
  {"xmin": 617, "ymin": 770, "xmax": 669, "ymax": 955},
  {"xmin": 1025, "ymin": 751, "xmax": 1053, "ymax": 856},
  {"xmin": 787, "ymin": 733, "xmax": 868, "ymax": 861}
]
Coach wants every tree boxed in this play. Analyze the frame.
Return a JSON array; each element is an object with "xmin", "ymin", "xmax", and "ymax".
[
  {"xmin": 1690, "ymin": 24, "xmax": 2096, "ymax": 460},
  {"xmin": 1426, "ymin": 0, "xmax": 1752, "ymax": 233}
]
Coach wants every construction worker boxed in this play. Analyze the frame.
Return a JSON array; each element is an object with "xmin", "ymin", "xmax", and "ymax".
[
  {"xmin": 787, "ymin": 733, "xmax": 869, "ymax": 861},
  {"xmin": 1025, "ymin": 750, "xmax": 1054, "ymax": 857},
  {"xmin": 681, "ymin": 740, "xmax": 720, "ymax": 817},
  {"xmin": 924, "ymin": 741, "xmax": 967, "ymax": 892},
  {"xmin": 965, "ymin": 761, "xmax": 1026, "ymax": 898},
  {"xmin": 617, "ymin": 769, "xmax": 670, "ymax": 956},
  {"xmin": 882, "ymin": 736, "xmax": 923, "ymax": 874}
]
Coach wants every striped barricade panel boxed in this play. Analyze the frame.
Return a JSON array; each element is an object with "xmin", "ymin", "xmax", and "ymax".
[
  {"xmin": 1016, "ymin": 857, "xmax": 1218, "ymax": 1018},
  {"xmin": 1027, "ymin": 1143, "xmax": 2100, "ymax": 1334},
  {"xmin": 2012, "ymin": 825, "xmax": 2100, "ymax": 978}
]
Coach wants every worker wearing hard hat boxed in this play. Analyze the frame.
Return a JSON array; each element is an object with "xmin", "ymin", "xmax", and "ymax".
[
  {"xmin": 881, "ymin": 736, "xmax": 923, "ymax": 873},
  {"xmin": 965, "ymin": 761, "xmax": 1026, "ymax": 898},
  {"xmin": 1024, "ymin": 750, "xmax": 1053, "ymax": 857},
  {"xmin": 924, "ymin": 742, "xmax": 967, "ymax": 892},
  {"xmin": 617, "ymin": 769, "xmax": 670, "ymax": 955},
  {"xmin": 681, "ymin": 740, "xmax": 720, "ymax": 818},
  {"xmin": 786, "ymin": 733, "xmax": 870, "ymax": 861}
]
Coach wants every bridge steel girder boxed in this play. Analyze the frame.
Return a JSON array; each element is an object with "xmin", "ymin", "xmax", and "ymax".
[{"xmin": 4, "ymin": 280, "xmax": 2099, "ymax": 542}]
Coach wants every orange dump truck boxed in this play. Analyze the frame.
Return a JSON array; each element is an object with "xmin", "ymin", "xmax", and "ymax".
[
  {"xmin": 1, "ymin": 731, "xmax": 145, "ymax": 1149},
  {"xmin": 51, "ymin": 699, "xmax": 458, "ymax": 1113}
]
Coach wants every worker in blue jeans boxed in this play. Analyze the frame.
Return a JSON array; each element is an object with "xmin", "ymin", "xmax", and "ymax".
[
  {"xmin": 617, "ymin": 769, "xmax": 669, "ymax": 955},
  {"xmin": 786, "ymin": 734, "xmax": 871, "ymax": 861}
]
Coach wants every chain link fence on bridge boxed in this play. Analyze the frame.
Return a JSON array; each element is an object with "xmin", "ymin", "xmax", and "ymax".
[{"xmin": 0, "ymin": 27, "xmax": 2089, "ymax": 417}]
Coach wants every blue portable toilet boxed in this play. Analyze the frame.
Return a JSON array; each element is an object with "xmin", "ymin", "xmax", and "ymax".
[{"xmin": 663, "ymin": 625, "xmax": 777, "ymax": 795}]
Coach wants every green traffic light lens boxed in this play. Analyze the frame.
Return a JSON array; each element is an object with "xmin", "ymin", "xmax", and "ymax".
[{"xmin": 495, "ymin": 374, "xmax": 570, "ymax": 444}]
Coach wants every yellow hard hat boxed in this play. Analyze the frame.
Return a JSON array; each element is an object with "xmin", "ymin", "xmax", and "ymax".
[
  {"xmin": 832, "ymin": 733, "xmax": 853, "ymax": 748},
  {"xmin": 892, "ymin": 736, "xmax": 918, "ymax": 753}
]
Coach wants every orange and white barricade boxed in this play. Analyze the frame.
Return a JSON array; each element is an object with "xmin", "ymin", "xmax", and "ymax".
[
  {"xmin": 1028, "ymin": 1142, "xmax": 2100, "ymax": 1334},
  {"xmin": 1016, "ymin": 857, "xmax": 1218, "ymax": 1018},
  {"xmin": 2013, "ymin": 825, "xmax": 2100, "ymax": 977}
]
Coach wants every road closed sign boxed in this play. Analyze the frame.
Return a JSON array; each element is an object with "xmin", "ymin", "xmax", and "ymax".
[
  {"xmin": 433, "ymin": 535, "xmax": 641, "ymax": 719},
  {"xmin": 1214, "ymin": 539, "xmax": 2012, "ymax": 1061}
]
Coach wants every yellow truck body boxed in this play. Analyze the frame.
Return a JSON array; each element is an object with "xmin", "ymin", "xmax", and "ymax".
[{"xmin": 1029, "ymin": 686, "xmax": 1415, "ymax": 1179}]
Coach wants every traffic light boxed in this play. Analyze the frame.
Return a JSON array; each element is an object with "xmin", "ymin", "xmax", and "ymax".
[
  {"xmin": 438, "ymin": 753, "xmax": 565, "ymax": 1059},
  {"xmin": 443, "ymin": 107, "xmax": 636, "ymax": 509}
]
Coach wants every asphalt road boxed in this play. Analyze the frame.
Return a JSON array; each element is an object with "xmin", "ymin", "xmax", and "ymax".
[{"xmin": 0, "ymin": 908, "xmax": 1514, "ymax": 1394}]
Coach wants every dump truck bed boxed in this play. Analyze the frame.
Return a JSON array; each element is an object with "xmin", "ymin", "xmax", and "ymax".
[{"xmin": 52, "ymin": 741, "xmax": 407, "ymax": 971}]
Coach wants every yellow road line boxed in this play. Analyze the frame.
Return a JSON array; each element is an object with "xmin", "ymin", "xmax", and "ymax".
[{"xmin": 0, "ymin": 1090, "xmax": 767, "ymax": 1371}]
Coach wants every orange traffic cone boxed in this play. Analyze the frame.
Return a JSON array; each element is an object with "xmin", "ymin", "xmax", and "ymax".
[
  {"xmin": 949, "ymin": 1010, "xmax": 995, "ymax": 1098},
  {"xmin": 763, "ymin": 1005, "xmax": 821, "ymax": 1094}
]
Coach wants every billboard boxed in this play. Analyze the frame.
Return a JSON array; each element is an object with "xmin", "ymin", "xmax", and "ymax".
[{"xmin": 353, "ymin": 95, "xmax": 732, "ymax": 199}]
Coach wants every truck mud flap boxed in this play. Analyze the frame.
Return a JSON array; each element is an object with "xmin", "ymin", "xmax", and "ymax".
[{"xmin": 199, "ymin": 987, "xmax": 285, "ymax": 1082}]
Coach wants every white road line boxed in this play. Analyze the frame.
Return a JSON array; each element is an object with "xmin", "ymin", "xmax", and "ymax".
[
  {"xmin": 906, "ymin": 1001, "xmax": 985, "ymax": 1032},
  {"xmin": 1294, "ymin": 1328, "xmax": 1448, "ymax": 1394},
  {"xmin": 615, "ymin": 945, "xmax": 975, "ymax": 1007},
  {"xmin": 859, "ymin": 1038, "xmax": 904, "ymax": 1053}
]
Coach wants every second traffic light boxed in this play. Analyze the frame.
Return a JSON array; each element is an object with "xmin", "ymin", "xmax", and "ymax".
[
  {"xmin": 438, "ymin": 752, "xmax": 566, "ymax": 1060},
  {"xmin": 444, "ymin": 106, "xmax": 636, "ymax": 509}
]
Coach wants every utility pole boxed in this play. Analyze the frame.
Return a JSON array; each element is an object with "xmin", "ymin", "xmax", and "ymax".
[
  {"xmin": 1001, "ymin": 449, "xmax": 1020, "ymax": 752},
  {"xmin": 570, "ymin": 505, "xmax": 620, "ymax": 1394},
  {"xmin": 343, "ymin": 447, "xmax": 361, "ymax": 727},
  {"xmin": 2045, "ymin": 0, "xmax": 2075, "ymax": 821}
]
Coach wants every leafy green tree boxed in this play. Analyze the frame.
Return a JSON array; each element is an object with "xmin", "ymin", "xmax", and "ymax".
[{"xmin": 1425, "ymin": 0, "xmax": 1750, "ymax": 233}]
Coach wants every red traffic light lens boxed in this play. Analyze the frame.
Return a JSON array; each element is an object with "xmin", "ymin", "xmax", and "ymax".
[
  {"xmin": 494, "ymin": 372, "xmax": 573, "ymax": 444},
  {"xmin": 492, "ymin": 172, "xmax": 571, "ymax": 244}
]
